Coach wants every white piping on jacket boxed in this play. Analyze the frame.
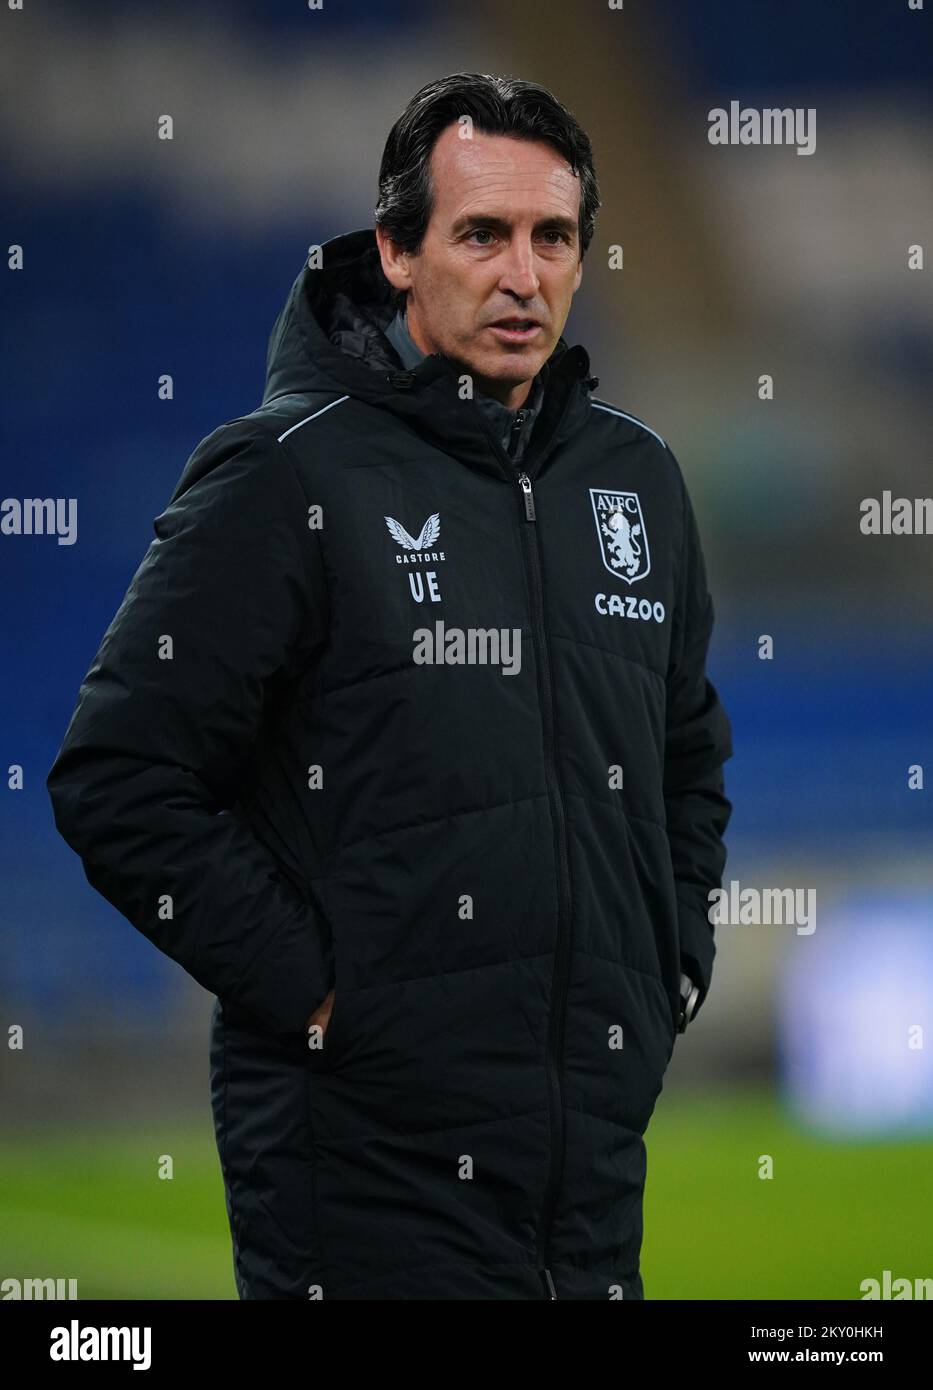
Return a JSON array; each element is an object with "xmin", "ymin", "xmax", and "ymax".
[
  {"xmin": 277, "ymin": 395, "xmax": 351, "ymax": 443},
  {"xmin": 590, "ymin": 400, "xmax": 668, "ymax": 451}
]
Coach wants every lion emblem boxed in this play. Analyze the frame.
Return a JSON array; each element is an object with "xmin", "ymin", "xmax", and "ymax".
[{"xmin": 602, "ymin": 508, "xmax": 643, "ymax": 578}]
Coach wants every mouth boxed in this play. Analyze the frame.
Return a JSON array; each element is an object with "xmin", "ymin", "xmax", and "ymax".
[{"xmin": 488, "ymin": 319, "xmax": 542, "ymax": 344}]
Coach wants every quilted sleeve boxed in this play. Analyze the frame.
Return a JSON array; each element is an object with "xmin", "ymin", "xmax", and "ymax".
[
  {"xmin": 662, "ymin": 452, "xmax": 734, "ymax": 1017},
  {"xmin": 46, "ymin": 418, "xmax": 333, "ymax": 1040}
]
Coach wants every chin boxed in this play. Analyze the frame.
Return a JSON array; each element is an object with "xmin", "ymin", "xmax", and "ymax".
[{"xmin": 477, "ymin": 349, "xmax": 546, "ymax": 383}]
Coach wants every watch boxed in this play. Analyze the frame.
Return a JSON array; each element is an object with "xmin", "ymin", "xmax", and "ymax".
[{"xmin": 677, "ymin": 971, "xmax": 700, "ymax": 1034}]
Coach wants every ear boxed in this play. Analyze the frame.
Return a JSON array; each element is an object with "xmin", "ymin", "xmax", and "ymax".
[
  {"xmin": 572, "ymin": 257, "xmax": 583, "ymax": 293},
  {"xmin": 376, "ymin": 225, "xmax": 413, "ymax": 295}
]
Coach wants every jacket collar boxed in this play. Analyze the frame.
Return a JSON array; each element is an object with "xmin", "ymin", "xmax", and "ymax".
[
  {"xmin": 385, "ymin": 302, "xmax": 549, "ymax": 466},
  {"xmin": 263, "ymin": 227, "xmax": 599, "ymax": 480}
]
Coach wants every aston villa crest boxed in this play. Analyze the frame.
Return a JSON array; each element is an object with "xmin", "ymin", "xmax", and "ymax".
[{"xmin": 589, "ymin": 489, "xmax": 651, "ymax": 583}]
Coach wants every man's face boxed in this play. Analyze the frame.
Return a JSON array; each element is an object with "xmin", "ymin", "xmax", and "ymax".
[{"xmin": 376, "ymin": 124, "xmax": 584, "ymax": 409}]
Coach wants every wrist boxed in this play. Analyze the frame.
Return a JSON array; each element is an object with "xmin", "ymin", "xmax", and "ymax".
[{"xmin": 677, "ymin": 971, "xmax": 700, "ymax": 1033}]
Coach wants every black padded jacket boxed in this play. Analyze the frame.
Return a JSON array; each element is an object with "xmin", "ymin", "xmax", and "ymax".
[{"xmin": 46, "ymin": 227, "xmax": 734, "ymax": 1300}]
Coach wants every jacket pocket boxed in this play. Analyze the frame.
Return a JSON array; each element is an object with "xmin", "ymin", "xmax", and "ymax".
[{"xmin": 307, "ymin": 984, "xmax": 351, "ymax": 1072}]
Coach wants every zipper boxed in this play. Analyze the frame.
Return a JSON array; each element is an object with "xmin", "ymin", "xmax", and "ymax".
[
  {"xmin": 517, "ymin": 467, "xmax": 573, "ymax": 1298},
  {"xmin": 507, "ymin": 407, "xmax": 534, "ymax": 517},
  {"xmin": 473, "ymin": 375, "xmax": 580, "ymax": 1301},
  {"xmin": 507, "ymin": 408, "xmax": 527, "ymax": 460},
  {"xmin": 518, "ymin": 471, "xmax": 536, "ymax": 520}
]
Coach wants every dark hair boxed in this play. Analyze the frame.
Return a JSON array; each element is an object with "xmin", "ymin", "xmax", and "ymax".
[{"xmin": 374, "ymin": 73, "xmax": 600, "ymax": 274}]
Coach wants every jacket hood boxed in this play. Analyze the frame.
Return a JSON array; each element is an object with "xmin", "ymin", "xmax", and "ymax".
[{"xmin": 262, "ymin": 227, "xmax": 598, "ymax": 478}]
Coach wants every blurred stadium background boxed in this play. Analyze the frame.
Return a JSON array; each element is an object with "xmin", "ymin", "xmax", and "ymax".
[{"xmin": 2, "ymin": 0, "xmax": 931, "ymax": 1298}]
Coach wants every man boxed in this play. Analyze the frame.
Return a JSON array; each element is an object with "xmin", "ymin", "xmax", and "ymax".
[{"xmin": 47, "ymin": 72, "xmax": 733, "ymax": 1300}]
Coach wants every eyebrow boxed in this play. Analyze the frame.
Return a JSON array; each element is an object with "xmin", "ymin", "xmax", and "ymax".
[{"xmin": 451, "ymin": 213, "xmax": 578, "ymax": 239}]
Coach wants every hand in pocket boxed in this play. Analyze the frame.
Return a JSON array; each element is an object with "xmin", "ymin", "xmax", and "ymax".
[{"xmin": 307, "ymin": 988, "xmax": 335, "ymax": 1039}]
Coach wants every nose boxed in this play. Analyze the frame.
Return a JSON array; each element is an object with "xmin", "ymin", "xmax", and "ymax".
[{"xmin": 498, "ymin": 236, "xmax": 540, "ymax": 303}]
